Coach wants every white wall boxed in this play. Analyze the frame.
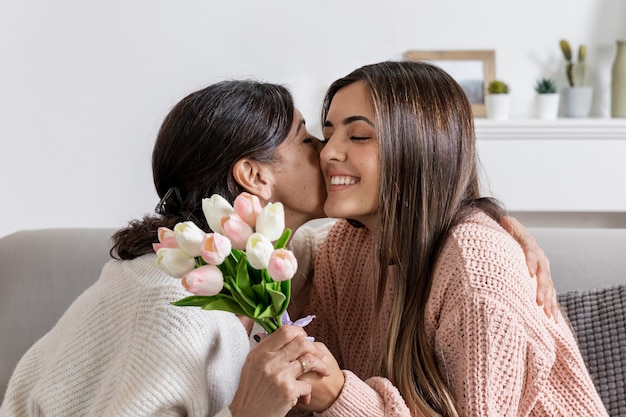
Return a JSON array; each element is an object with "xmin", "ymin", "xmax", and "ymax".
[{"xmin": 1, "ymin": 0, "xmax": 626, "ymax": 237}]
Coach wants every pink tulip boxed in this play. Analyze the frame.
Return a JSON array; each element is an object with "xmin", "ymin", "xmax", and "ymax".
[
  {"xmin": 233, "ymin": 192, "xmax": 263, "ymax": 227},
  {"xmin": 152, "ymin": 227, "xmax": 178, "ymax": 252},
  {"xmin": 200, "ymin": 232, "xmax": 232, "ymax": 265},
  {"xmin": 221, "ymin": 213, "xmax": 253, "ymax": 250},
  {"xmin": 181, "ymin": 265, "xmax": 224, "ymax": 296},
  {"xmin": 267, "ymin": 249, "xmax": 298, "ymax": 281}
]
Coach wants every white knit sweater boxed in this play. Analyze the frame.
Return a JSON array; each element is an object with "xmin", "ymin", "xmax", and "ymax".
[
  {"xmin": 0, "ymin": 255, "xmax": 249, "ymax": 417},
  {"xmin": 0, "ymin": 223, "xmax": 331, "ymax": 417}
]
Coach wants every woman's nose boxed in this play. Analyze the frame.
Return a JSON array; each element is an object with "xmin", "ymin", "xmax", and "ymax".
[{"xmin": 319, "ymin": 137, "xmax": 344, "ymax": 162}]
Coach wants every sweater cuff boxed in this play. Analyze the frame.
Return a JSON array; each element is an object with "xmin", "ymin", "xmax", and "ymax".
[{"xmin": 319, "ymin": 370, "xmax": 386, "ymax": 416}]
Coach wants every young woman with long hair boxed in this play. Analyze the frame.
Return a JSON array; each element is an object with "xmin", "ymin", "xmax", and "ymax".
[{"xmin": 258, "ymin": 61, "xmax": 607, "ymax": 417}]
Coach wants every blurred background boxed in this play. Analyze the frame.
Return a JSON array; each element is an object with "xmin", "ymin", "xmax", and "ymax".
[{"xmin": 1, "ymin": 0, "xmax": 625, "ymax": 237}]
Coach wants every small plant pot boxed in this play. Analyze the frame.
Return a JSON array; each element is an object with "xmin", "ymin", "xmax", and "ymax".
[
  {"xmin": 485, "ymin": 94, "xmax": 510, "ymax": 120},
  {"xmin": 535, "ymin": 93, "xmax": 560, "ymax": 120},
  {"xmin": 563, "ymin": 86, "xmax": 593, "ymax": 118}
]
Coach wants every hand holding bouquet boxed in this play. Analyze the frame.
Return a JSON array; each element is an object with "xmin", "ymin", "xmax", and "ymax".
[{"xmin": 154, "ymin": 192, "xmax": 300, "ymax": 333}]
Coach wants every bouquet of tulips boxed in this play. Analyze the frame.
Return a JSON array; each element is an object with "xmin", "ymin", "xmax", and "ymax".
[{"xmin": 153, "ymin": 192, "xmax": 299, "ymax": 334}]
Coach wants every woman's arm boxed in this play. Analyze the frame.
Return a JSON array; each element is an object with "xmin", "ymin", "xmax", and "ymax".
[{"xmin": 297, "ymin": 366, "xmax": 411, "ymax": 417}]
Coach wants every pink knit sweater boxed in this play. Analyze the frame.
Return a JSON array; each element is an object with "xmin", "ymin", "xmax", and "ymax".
[{"xmin": 302, "ymin": 212, "xmax": 608, "ymax": 416}]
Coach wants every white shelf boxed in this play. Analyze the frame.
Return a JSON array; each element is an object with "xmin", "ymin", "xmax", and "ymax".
[
  {"xmin": 474, "ymin": 118, "xmax": 626, "ymax": 140},
  {"xmin": 474, "ymin": 118, "xmax": 626, "ymax": 220}
]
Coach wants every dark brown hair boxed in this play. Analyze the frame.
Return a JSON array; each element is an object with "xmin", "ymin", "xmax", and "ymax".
[
  {"xmin": 111, "ymin": 80, "xmax": 295, "ymax": 260},
  {"xmin": 322, "ymin": 61, "xmax": 503, "ymax": 417}
]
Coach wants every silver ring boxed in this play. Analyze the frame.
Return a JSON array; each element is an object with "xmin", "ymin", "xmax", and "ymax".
[{"xmin": 297, "ymin": 357, "xmax": 306, "ymax": 374}]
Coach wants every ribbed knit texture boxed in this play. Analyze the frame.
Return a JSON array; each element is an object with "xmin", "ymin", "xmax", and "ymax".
[
  {"xmin": 0, "ymin": 255, "xmax": 250, "ymax": 417},
  {"xmin": 0, "ymin": 224, "xmax": 329, "ymax": 417},
  {"xmin": 302, "ymin": 213, "xmax": 608, "ymax": 416}
]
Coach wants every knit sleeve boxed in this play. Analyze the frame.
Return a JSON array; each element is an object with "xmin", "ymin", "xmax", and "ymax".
[
  {"xmin": 427, "ymin": 218, "xmax": 553, "ymax": 416},
  {"xmin": 427, "ymin": 214, "xmax": 608, "ymax": 416},
  {"xmin": 318, "ymin": 371, "xmax": 411, "ymax": 417}
]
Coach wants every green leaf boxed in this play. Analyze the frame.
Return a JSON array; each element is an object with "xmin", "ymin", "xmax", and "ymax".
[
  {"xmin": 252, "ymin": 282, "xmax": 267, "ymax": 300},
  {"xmin": 274, "ymin": 228, "xmax": 291, "ymax": 249},
  {"xmin": 255, "ymin": 305, "xmax": 276, "ymax": 319},
  {"xmin": 235, "ymin": 256, "xmax": 256, "ymax": 300},
  {"xmin": 200, "ymin": 297, "xmax": 247, "ymax": 316},
  {"xmin": 171, "ymin": 295, "xmax": 214, "ymax": 307},
  {"xmin": 223, "ymin": 277, "xmax": 256, "ymax": 317},
  {"xmin": 267, "ymin": 286, "xmax": 287, "ymax": 315},
  {"xmin": 280, "ymin": 279, "xmax": 291, "ymax": 314}
]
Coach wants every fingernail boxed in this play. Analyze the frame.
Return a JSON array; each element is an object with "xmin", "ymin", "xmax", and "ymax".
[{"xmin": 253, "ymin": 334, "xmax": 261, "ymax": 343}]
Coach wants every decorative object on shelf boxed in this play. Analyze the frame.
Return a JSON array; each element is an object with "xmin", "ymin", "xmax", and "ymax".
[
  {"xmin": 534, "ymin": 78, "xmax": 560, "ymax": 120},
  {"xmin": 403, "ymin": 49, "xmax": 495, "ymax": 117},
  {"xmin": 611, "ymin": 39, "xmax": 626, "ymax": 118},
  {"xmin": 559, "ymin": 39, "xmax": 593, "ymax": 118},
  {"xmin": 485, "ymin": 79, "xmax": 510, "ymax": 120}
]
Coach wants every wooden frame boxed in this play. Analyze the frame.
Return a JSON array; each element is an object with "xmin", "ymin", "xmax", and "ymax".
[{"xmin": 403, "ymin": 50, "xmax": 495, "ymax": 117}]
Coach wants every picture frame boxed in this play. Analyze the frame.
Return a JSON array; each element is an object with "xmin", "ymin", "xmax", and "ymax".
[{"xmin": 403, "ymin": 50, "xmax": 495, "ymax": 117}]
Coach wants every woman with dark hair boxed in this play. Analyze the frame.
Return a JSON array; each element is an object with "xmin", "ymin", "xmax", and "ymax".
[
  {"xmin": 258, "ymin": 62, "xmax": 607, "ymax": 416},
  {"xmin": 0, "ymin": 80, "xmax": 331, "ymax": 417}
]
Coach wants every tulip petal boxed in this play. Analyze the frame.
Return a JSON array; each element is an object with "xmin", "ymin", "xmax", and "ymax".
[
  {"xmin": 233, "ymin": 192, "xmax": 263, "ymax": 227},
  {"xmin": 181, "ymin": 265, "xmax": 224, "ymax": 296},
  {"xmin": 256, "ymin": 202, "xmax": 285, "ymax": 241},
  {"xmin": 245, "ymin": 233, "xmax": 274, "ymax": 270},
  {"xmin": 156, "ymin": 248, "xmax": 196, "ymax": 278},
  {"xmin": 174, "ymin": 221, "xmax": 206, "ymax": 257},
  {"xmin": 267, "ymin": 248, "xmax": 298, "ymax": 281},
  {"xmin": 202, "ymin": 194, "xmax": 234, "ymax": 234},
  {"xmin": 222, "ymin": 214, "xmax": 253, "ymax": 250},
  {"xmin": 200, "ymin": 232, "xmax": 232, "ymax": 265}
]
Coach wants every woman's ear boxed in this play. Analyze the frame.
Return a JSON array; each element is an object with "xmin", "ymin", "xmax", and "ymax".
[{"xmin": 232, "ymin": 158, "xmax": 273, "ymax": 201}]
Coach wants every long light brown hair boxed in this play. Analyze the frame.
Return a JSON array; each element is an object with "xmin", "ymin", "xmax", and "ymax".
[{"xmin": 321, "ymin": 61, "xmax": 503, "ymax": 416}]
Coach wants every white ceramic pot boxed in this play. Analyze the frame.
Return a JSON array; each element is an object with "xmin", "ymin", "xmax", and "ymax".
[
  {"xmin": 563, "ymin": 86, "xmax": 593, "ymax": 118},
  {"xmin": 534, "ymin": 93, "xmax": 560, "ymax": 120},
  {"xmin": 485, "ymin": 94, "xmax": 510, "ymax": 120}
]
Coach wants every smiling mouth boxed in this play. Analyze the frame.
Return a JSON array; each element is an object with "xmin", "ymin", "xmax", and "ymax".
[{"xmin": 330, "ymin": 176, "xmax": 358, "ymax": 185}]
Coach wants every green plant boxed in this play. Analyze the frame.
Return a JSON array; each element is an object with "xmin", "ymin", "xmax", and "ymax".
[
  {"xmin": 487, "ymin": 80, "xmax": 510, "ymax": 94},
  {"xmin": 559, "ymin": 39, "xmax": 589, "ymax": 87},
  {"xmin": 535, "ymin": 78, "xmax": 558, "ymax": 94}
]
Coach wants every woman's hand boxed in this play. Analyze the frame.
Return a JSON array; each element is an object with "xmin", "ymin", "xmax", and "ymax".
[
  {"xmin": 296, "ymin": 342, "xmax": 345, "ymax": 413},
  {"xmin": 499, "ymin": 215, "xmax": 558, "ymax": 320},
  {"xmin": 229, "ymin": 325, "xmax": 330, "ymax": 417}
]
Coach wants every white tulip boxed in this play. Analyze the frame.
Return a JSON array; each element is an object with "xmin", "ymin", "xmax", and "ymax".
[
  {"xmin": 174, "ymin": 221, "xmax": 206, "ymax": 257},
  {"xmin": 202, "ymin": 194, "xmax": 234, "ymax": 234},
  {"xmin": 156, "ymin": 248, "xmax": 196, "ymax": 278},
  {"xmin": 256, "ymin": 202, "xmax": 285, "ymax": 242},
  {"xmin": 245, "ymin": 233, "xmax": 275, "ymax": 270}
]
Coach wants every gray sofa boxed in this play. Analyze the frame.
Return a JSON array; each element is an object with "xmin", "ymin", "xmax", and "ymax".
[{"xmin": 1, "ymin": 227, "xmax": 625, "ymax": 414}]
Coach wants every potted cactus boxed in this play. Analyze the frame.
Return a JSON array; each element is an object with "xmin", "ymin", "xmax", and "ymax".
[
  {"xmin": 534, "ymin": 77, "xmax": 560, "ymax": 120},
  {"xmin": 559, "ymin": 39, "xmax": 593, "ymax": 117},
  {"xmin": 485, "ymin": 80, "xmax": 510, "ymax": 120}
]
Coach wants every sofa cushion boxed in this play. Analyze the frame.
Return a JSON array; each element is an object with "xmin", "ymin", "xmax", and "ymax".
[
  {"xmin": 558, "ymin": 284, "xmax": 626, "ymax": 416},
  {"xmin": 0, "ymin": 228, "xmax": 115, "ymax": 400}
]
